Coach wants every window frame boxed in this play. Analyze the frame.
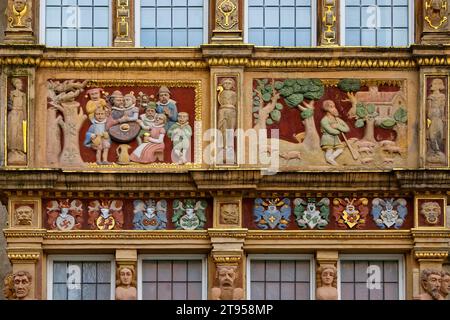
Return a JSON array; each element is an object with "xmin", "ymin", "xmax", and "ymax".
[
  {"xmin": 46, "ymin": 254, "xmax": 116, "ymax": 300},
  {"xmin": 135, "ymin": 0, "xmax": 209, "ymax": 47},
  {"xmin": 137, "ymin": 254, "xmax": 208, "ymax": 300},
  {"xmin": 246, "ymin": 254, "xmax": 315, "ymax": 300},
  {"xmin": 338, "ymin": 253, "xmax": 405, "ymax": 300},
  {"xmin": 39, "ymin": 0, "xmax": 113, "ymax": 47},
  {"xmin": 244, "ymin": 0, "xmax": 317, "ymax": 47},
  {"xmin": 340, "ymin": 0, "xmax": 414, "ymax": 47}
]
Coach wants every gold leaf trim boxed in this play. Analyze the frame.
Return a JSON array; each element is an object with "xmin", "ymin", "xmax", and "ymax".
[
  {"xmin": 414, "ymin": 251, "xmax": 449, "ymax": 259},
  {"xmin": 7, "ymin": 253, "xmax": 40, "ymax": 261}
]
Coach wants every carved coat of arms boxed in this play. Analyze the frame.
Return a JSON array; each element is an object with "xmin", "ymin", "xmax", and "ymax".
[
  {"xmin": 172, "ymin": 199, "xmax": 207, "ymax": 230},
  {"xmin": 254, "ymin": 198, "xmax": 291, "ymax": 230},
  {"xmin": 46, "ymin": 199, "xmax": 83, "ymax": 231},
  {"xmin": 294, "ymin": 198, "xmax": 330, "ymax": 229},
  {"xmin": 333, "ymin": 198, "xmax": 368, "ymax": 229},
  {"xmin": 133, "ymin": 199, "xmax": 167, "ymax": 230},
  {"xmin": 371, "ymin": 198, "xmax": 407, "ymax": 229},
  {"xmin": 88, "ymin": 200, "xmax": 124, "ymax": 230}
]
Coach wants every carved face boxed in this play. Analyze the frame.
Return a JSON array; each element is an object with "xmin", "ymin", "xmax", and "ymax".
[
  {"xmin": 13, "ymin": 0, "xmax": 27, "ymax": 12},
  {"xmin": 119, "ymin": 267, "xmax": 133, "ymax": 286},
  {"xmin": 89, "ymin": 90, "xmax": 101, "ymax": 100},
  {"xmin": 217, "ymin": 266, "xmax": 237, "ymax": 288},
  {"xmin": 94, "ymin": 108, "xmax": 106, "ymax": 122},
  {"xmin": 221, "ymin": 204, "xmax": 238, "ymax": 224},
  {"xmin": 221, "ymin": 78, "xmax": 235, "ymax": 90},
  {"xmin": 159, "ymin": 92, "xmax": 170, "ymax": 104},
  {"xmin": 321, "ymin": 268, "xmax": 335, "ymax": 286},
  {"xmin": 431, "ymin": 78, "xmax": 445, "ymax": 92},
  {"xmin": 323, "ymin": 100, "xmax": 339, "ymax": 117},
  {"xmin": 12, "ymin": 78, "xmax": 23, "ymax": 90},
  {"xmin": 423, "ymin": 273, "xmax": 442, "ymax": 299},
  {"xmin": 13, "ymin": 275, "xmax": 31, "ymax": 299},
  {"xmin": 420, "ymin": 202, "xmax": 441, "ymax": 224},
  {"xmin": 145, "ymin": 108, "xmax": 156, "ymax": 118},
  {"xmin": 124, "ymin": 95, "xmax": 135, "ymax": 108},
  {"xmin": 15, "ymin": 205, "xmax": 33, "ymax": 225},
  {"xmin": 441, "ymin": 274, "xmax": 450, "ymax": 296},
  {"xmin": 155, "ymin": 114, "xmax": 167, "ymax": 126},
  {"xmin": 178, "ymin": 112, "xmax": 189, "ymax": 125},
  {"xmin": 112, "ymin": 94, "xmax": 124, "ymax": 108}
]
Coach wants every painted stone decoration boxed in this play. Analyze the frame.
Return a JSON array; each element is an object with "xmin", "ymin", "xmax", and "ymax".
[
  {"xmin": 371, "ymin": 198, "xmax": 407, "ymax": 229},
  {"xmin": 425, "ymin": 0, "xmax": 448, "ymax": 30},
  {"xmin": 88, "ymin": 200, "xmax": 124, "ymax": 230},
  {"xmin": 133, "ymin": 199, "xmax": 167, "ymax": 230},
  {"xmin": 252, "ymin": 79, "xmax": 408, "ymax": 168},
  {"xmin": 253, "ymin": 198, "xmax": 291, "ymax": 230},
  {"xmin": 420, "ymin": 201, "xmax": 442, "ymax": 225},
  {"xmin": 332, "ymin": 198, "xmax": 369, "ymax": 229},
  {"xmin": 211, "ymin": 265, "xmax": 244, "ymax": 300},
  {"xmin": 219, "ymin": 203, "xmax": 239, "ymax": 225},
  {"xmin": 46, "ymin": 199, "xmax": 83, "ymax": 231},
  {"xmin": 172, "ymin": 199, "xmax": 207, "ymax": 230},
  {"xmin": 294, "ymin": 198, "xmax": 330, "ymax": 229},
  {"xmin": 425, "ymin": 77, "xmax": 448, "ymax": 166},
  {"xmin": 8, "ymin": 0, "xmax": 32, "ymax": 28},
  {"xmin": 7, "ymin": 77, "xmax": 27, "ymax": 165}
]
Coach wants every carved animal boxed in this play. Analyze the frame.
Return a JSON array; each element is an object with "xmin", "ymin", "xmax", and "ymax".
[
  {"xmin": 361, "ymin": 157, "xmax": 374, "ymax": 164},
  {"xmin": 280, "ymin": 151, "xmax": 302, "ymax": 161},
  {"xmin": 355, "ymin": 140, "xmax": 376, "ymax": 149},
  {"xmin": 358, "ymin": 147, "xmax": 374, "ymax": 154}
]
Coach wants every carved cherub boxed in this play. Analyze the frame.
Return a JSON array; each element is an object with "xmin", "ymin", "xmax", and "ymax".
[
  {"xmin": 172, "ymin": 199, "xmax": 207, "ymax": 230},
  {"xmin": 88, "ymin": 200, "xmax": 124, "ymax": 230}
]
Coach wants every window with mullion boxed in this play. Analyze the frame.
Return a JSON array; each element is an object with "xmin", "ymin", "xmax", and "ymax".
[
  {"xmin": 44, "ymin": 0, "xmax": 110, "ymax": 47},
  {"xmin": 247, "ymin": 0, "xmax": 313, "ymax": 46},
  {"xmin": 140, "ymin": 0, "xmax": 205, "ymax": 47},
  {"xmin": 344, "ymin": 0, "xmax": 409, "ymax": 46}
]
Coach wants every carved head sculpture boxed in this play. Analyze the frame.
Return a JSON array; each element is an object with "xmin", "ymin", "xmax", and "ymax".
[
  {"xmin": 430, "ymin": 78, "xmax": 445, "ymax": 92},
  {"xmin": 216, "ymin": 265, "xmax": 238, "ymax": 289},
  {"xmin": 3, "ymin": 274, "xmax": 15, "ymax": 299},
  {"xmin": 420, "ymin": 269, "xmax": 442, "ymax": 300},
  {"xmin": 86, "ymin": 88, "xmax": 103, "ymax": 100},
  {"xmin": 11, "ymin": 77, "xmax": 23, "ymax": 90},
  {"xmin": 317, "ymin": 265, "xmax": 337, "ymax": 288},
  {"xmin": 116, "ymin": 265, "xmax": 136, "ymax": 288},
  {"xmin": 110, "ymin": 90, "xmax": 124, "ymax": 108},
  {"xmin": 322, "ymin": 100, "xmax": 339, "ymax": 117},
  {"xmin": 155, "ymin": 113, "xmax": 168, "ymax": 126},
  {"xmin": 220, "ymin": 78, "xmax": 236, "ymax": 91},
  {"xmin": 440, "ymin": 270, "xmax": 450, "ymax": 298},
  {"xmin": 177, "ymin": 112, "xmax": 189, "ymax": 125},
  {"xmin": 220, "ymin": 203, "xmax": 239, "ymax": 224},
  {"xmin": 124, "ymin": 92, "xmax": 136, "ymax": 108},
  {"xmin": 12, "ymin": 271, "xmax": 32, "ymax": 300},
  {"xmin": 13, "ymin": 0, "xmax": 27, "ymax": 13},
  {"xmin": 15, "ymin": 205, "xmax": 33, "ymax": 225},
  {"xmin": 420, "ymin": 201, "xmax": 441, "ymax": 225},
  {"xmin": 145, "ymin": 104, "xmax": 157, "ymax": 118},
  {"xmin": 158, "ymin": 86, "xmax": 171, "ymax": 104},
  {"xmin": 94, "ymin": 107, "xmax": 107, "ymax": 122}
]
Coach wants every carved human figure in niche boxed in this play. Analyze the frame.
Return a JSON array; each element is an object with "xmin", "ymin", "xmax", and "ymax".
[
  {"xmin": 130, "ymin": 113, "xmax": 167, "ymax": 163},
  {"xmin": 4, "ymin": 271, "xmax": 33, "ymax": 300},
  {"xmin": 115, "ymin": 266, "xmax": 137, "ymax": 300},
  {"xmin": 156, "ymin": 86, "xmax": 178, "ymax": 131},
  {"xmin": 7, "ymin": 77, "xmax": 27, "ymax": 165},
  {"xmin": 15, "ymin": 205, "xmax": 33, "ymax": 226},
  {"xmin": 85, "ymin": 88, "xmax": 108, "ymax": 121},
  {"xmin": 426, "ymin": 78, "xmax": 447, "ymax": 164},
  {"xmin": 440, "ymin": 270, "xmax": 450, "ymax": 300},
  {"xmin": 420, "ymin": 201, "xmax": 441, "ymax": 225},
  {"xmin": 136, "ymin": 103, "xmax": 157, "ymax": 145},
  {"xmin": 217, "ymin": 78, "xmax": 237, "ymax": 156},
  {"xmin": 84, "ymin": 107, "xmax": 112, "ymax": 165},
  {"xmin": 211, "ymin": 265, "xmax": 243, "ymax": 300},
  {"xmin": 320, "ymin": 100, "xmax": 350, "ymax": 166},
  {"xmin": 417, "ymin": 269, "xmax": 444, "ymax": 300},
  {"xmin": 316, "ymin": 265, "xmax": 338, "ymax": 300},
  {"xmin": 168, "ymin": 112, "xmax": 192, "ymax": 164}
]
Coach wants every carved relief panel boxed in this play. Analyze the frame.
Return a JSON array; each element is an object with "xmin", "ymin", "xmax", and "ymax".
[
  {"xmin": 415, "ymin": 196, "xmax": 447, "ymax": 228},
  {"xmin": 6, "ymin": 76, "xmax": 28, "ymax": 166},
  {"xmin": 214, "ymin": 198, "xmax": 241, "ymax": 228},
  {"xmin": 424, "ymin": 75, "xmax": 448, "ymax": 167},
  {"xmin": 9, "ymin": 198, "xmax": 41, "ymax": 229},
  {"xmin": 46, "ymin": 80, "xmax": 202, "ymax": 169}
]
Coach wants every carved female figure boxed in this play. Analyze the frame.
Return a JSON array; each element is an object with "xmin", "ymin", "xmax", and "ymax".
[
  {"xmin": 316, "ymin": 265, "xmax": 338, "ymax": 300},
  {"xmin": 7, "ymin": 77, "xmax": 27, "ymax": 165},
  {"xmin": 115, "ymin": 266, "xmax": 137, "ymax": 300},
  {"xmin": 130, "ymin": 113, "xmax": 167, "ymax": 163},
  {"xmin": 217, "ymin": 78, "xmax": 237, "ymax": 139},
  {"xmin": 426, "ymin": 78, "xmax": 447, "ymax": 164}
]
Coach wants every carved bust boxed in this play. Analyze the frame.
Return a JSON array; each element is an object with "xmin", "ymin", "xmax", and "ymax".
[
  {"xmin": 316, "ymin": 265, "xmax": 338, "ymax": 300},
  {"xmin": 115, "ymin": 266, "xmax": 137, "ymax": 300},
  {"xmin": 418, "ymin": 269, "xmax": 444, "ymax": 300},
  {"xmin": 4, "ymin": 271, "xmax": 33, "ymax": 300},
  {"xmin": 440, "ymin": 270, "xmax": 450, "ymax": 300},
  {"xmin": 15, "ymin": 205, "xmax": 33, "ymax": 226},
  {"xmin": 211, "ymin": 265, "xmax": 244, "ymax": 300}
]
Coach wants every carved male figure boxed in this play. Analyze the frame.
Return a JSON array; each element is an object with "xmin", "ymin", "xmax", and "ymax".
[
  {"xmin": 136, "ymin": 103, "xmax": 157, "ymax": 145},
  {"xmin": 156, "ymin": 86, "xmax": 178, "ymax": 131},
  {"xmin": 211, "ymin": 265, "xmax": 244, "ymax": 300},
  {"xmin": 426, "ymin": 78, "xmax": 446, "ymax": 163},
  {"xmin": 168, "ymin": 111, "xmax": 192, "ymax": 164},
  {"xmin": 7, "ymin": 77, "xmax": 27, "ymax": 165},
  {"xmin": 440, "ymin": 270, "xmax": 450, "ymax": 300},
  {"xmin": 115, "ymin": 266, "xmax": 137, "ymax": 300},
  {"xmin": 316, "ymin": 265, "xmax": 338, "ymax": 300},
  {"xmin": 320, "ymin": 100, "xmax": 350, "ymax": 165},
  {"xmin": 15, "ymin": 205, "xmax": 33, "ymax": 225},
  {"xmin": 418, "ymin": 269, "xmax": 444, "ymax": 300},
  {"xmin": 6, "ymin": 271, "xmax": 33, "ymax": 300},
  {"xmin": 217, "ymin": 78, "xmax": 237, "ymax": 150},
  {"xmin": 85, "ymin": 88, "xmax": 108, "ymax": 120},
  {"xmin": 84, "ymin": 107, "xmax": 111, "ymax": 165}
]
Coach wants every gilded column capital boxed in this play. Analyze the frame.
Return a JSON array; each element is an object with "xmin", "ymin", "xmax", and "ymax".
[{"xmin": 7, "ymin": 252, "xmax": 40, "ymax": 263}]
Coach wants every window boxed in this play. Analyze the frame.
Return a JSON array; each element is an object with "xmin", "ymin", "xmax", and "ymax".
[
  {"xmin": 339, "ymin": 254, "xmax": 405, "ymax": 300},
  {"xmin": 247, "ymin": 0, "xmax": 314, "ymax": 46},
  {"xmin": 343, "ymin": 0, "xmax": 411, "ymax": 46},
  {"xmin": 247, "ymin": 254, "xmax": 314, "ymax": 300},
  {"xmin": 42, "ymin": 0, "xmax": 111, "ymax": 46},
  {"xmin": 138, "ymin": 0, "xmax": 206, "ymax": 47},
  {"xmin": 138, "ymin": 255, "xmax": 207, "ymax": 300},
  {"xmin": 47, "ymin": 255, "xmax": 114, "ymax": 300}
]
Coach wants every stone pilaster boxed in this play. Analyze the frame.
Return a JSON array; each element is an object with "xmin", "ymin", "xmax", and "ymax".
[
  {"xmin": 113, "ymin": 0, "xmax": 135, "ymax": 47},
  {"xmin": 211, "ymin": 0, "xmax": 243, "ymax": 43},
  {"xmin": 4, "ymin": 0, "xmax": 35, "ymax": 44},
  {"xmin": 420, "ymin": 0, "xmax": 450, "ymax": 44},
  {"xmin": 318, "ymin": 0, "xmax": 340, "ymax": 46}
]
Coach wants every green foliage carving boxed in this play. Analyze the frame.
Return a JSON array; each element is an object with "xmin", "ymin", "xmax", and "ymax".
[{"xmin": 338, "ymin": 79, "xmax": 362, "ymax": 92}]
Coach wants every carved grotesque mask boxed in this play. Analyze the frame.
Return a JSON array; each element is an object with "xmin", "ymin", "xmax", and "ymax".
[
  {"xmin": 217, "ymin": 266, "xmax": 237, "ymax": 288},
  {"xmin": 15, "ymin": 205, "xmax": 33, "ymax": 225},
  {"xmin": 420, "ymin": 202, "xmax": 441, "ymax": 224},
  {"xmin": 221, "ymin": 204, "xmax": 238, "ymax": 224}
]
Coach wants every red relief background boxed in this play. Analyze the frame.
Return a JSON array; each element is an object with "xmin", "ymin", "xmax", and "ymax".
[
  {"xmin": 253, "ymin": 80, "xmax": 400, "ymax": 142},
  {"xmin": 243, "ymin": 197, "xmax": 414, "ymax": 230},
  {"xmin": 42, "ymin": 198, "xmax": 213, "ymax": 230},
  {"xmin": 51, "ymin": 84, "xmax": 197, "ymax": 164},
  {"xmin": 417, "ymin": 198, "xmax": 445, "ymax": 227}
]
